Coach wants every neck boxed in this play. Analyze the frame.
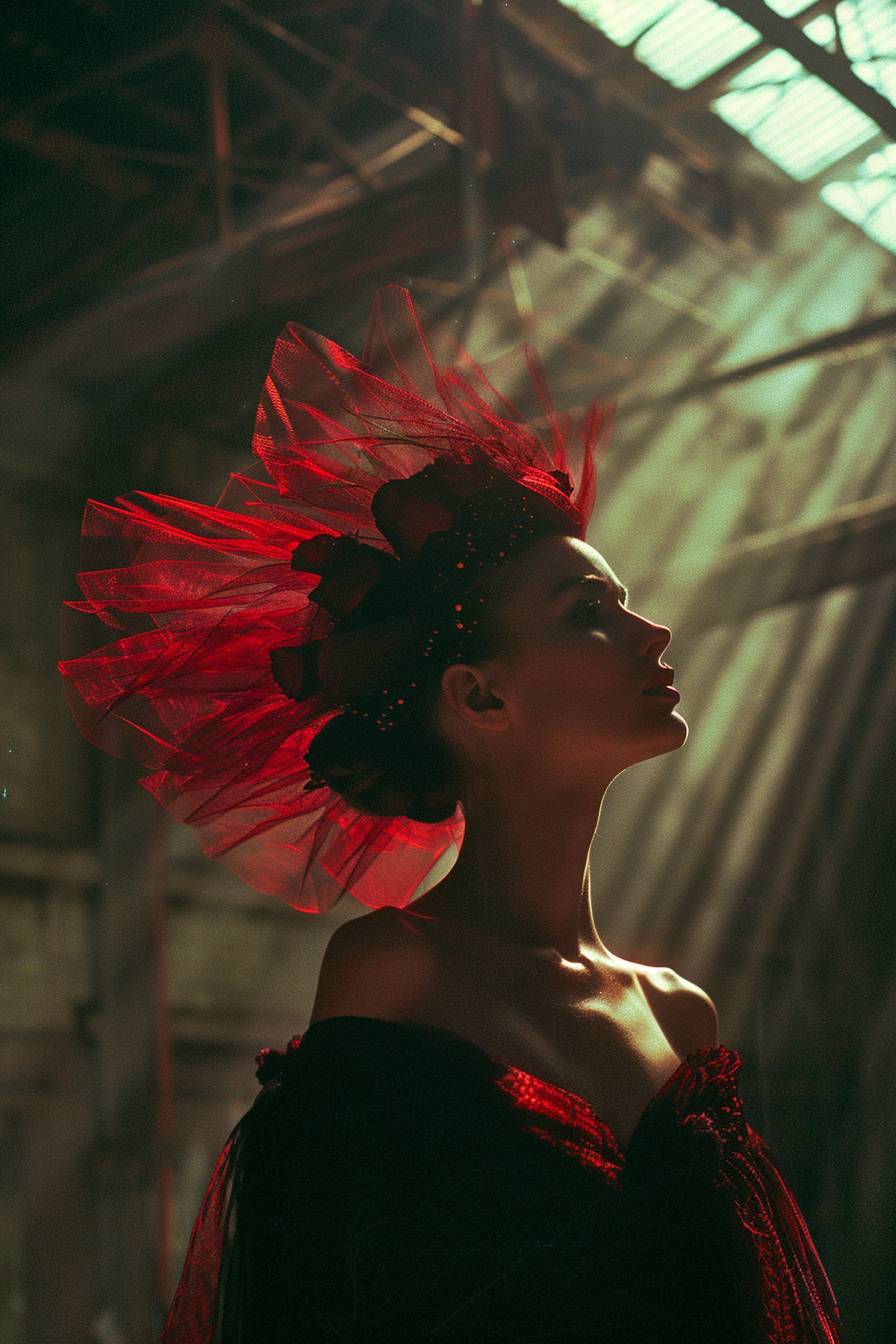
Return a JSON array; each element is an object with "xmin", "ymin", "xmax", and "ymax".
[{"xmin": 421, "ymin": 765, "xmax": 623, "ymax": 964}]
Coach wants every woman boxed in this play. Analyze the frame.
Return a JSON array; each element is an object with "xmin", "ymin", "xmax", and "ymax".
[
  {"xmin": 59, "ymin": 287, "xmax": 843, "ymax": 1343},
  {"xmin": 308, "ymin": 525, "xmax": 700, "ymax": 1153}
]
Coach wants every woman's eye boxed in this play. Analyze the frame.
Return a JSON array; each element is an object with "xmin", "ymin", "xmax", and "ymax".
[{"xmin": 572, "ymin": 598, "xmax": 602, "ymax": 623}]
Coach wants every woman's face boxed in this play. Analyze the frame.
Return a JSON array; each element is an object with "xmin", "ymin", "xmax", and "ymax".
[{"xmin": 466, "ymin": 533, "xmax": 687, "ymax": 777}]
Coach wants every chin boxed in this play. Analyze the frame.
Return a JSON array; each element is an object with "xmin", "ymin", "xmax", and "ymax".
[
  {"xmin": 655, "ymin": 710, "xmax": 688, "ymax": 750},
  {"xmin": 630, "ymin": 709, "xmax": 688, "ymax": 762}
]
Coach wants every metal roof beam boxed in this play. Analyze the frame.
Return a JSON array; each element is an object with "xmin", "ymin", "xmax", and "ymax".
[
  {"xmin": 676, "ymin": 492, "xmax": 896, "ymax": 638},
  {"xmin": 613, "ymin": 308, "xmax": 896, "ymax": 413},
  {"xmin": 716, "ymin": 0, "xmax": 896, "ymax": 140}
]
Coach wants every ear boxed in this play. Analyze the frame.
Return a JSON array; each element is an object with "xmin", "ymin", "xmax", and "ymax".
[{"xmin": 439, "ymin": 662, "xmax": 507, "ymax": 733}]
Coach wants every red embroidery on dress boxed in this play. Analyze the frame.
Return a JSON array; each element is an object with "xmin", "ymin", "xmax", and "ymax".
[
  {"xmin": 525, "ymin": 1124, "xmax": 624, "ymax": 1178},
  {"xmin": 495, "ymin": 1066, "xmax": 625, "ymax": 1171}
]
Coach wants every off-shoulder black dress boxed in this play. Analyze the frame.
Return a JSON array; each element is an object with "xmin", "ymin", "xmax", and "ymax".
[{"xmin": 160, "ymin": 1015, "xmax": 843, "ymax": 1343}]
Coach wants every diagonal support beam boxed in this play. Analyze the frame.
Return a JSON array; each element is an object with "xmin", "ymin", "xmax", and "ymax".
[
  {"xmin": 316, "ymin": 0, "xmax": 393, "ymax": 124},
  {"xmin": 673, "ymin": 492, "xmax": 896, "ymax": 639},
  {"xmin": 221, "ymin": 0, "xmax": 464, "ymax": 149},
  {"xmin": 218, "ymin": 26, "xmax": 385, "ymax": 193},
  {"xmin": 206, "ymin": 37, "xmax": 234, "ymax": 244},
  {"xmin": 614, "ymin": 308, "xmax": 896, "ymax": 413},
  {"xmin": 717, "ymin": 0, "xmax": 896, "ymax": 140}
]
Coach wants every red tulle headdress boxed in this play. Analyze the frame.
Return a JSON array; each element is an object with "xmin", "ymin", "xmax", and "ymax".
[{"xmin": 58, "ymin": 286, "xmax": 615, "ymax": 912}]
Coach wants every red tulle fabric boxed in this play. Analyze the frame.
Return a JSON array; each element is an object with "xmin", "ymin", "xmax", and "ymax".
[
  {"xmin": 57, "ymin": 286, "xmax": 613, "ymax": 912},
  {"xmin": 159, "ymin": 1022, "xmax": 844, "ymax": 1344}
]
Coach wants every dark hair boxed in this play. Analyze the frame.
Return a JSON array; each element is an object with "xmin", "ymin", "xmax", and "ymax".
[
  {"xmin": 303, "ymin": 561, "xmax": 513, "ymax": 822},
  {"xmin": 304, "ymin": 683, "xmax": 457, "ymax": 822}
]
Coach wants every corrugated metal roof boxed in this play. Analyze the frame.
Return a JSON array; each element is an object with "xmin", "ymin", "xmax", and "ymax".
[
  {"xmin": 712, "ymin": 13, "xmax": 881, "ymax": 181},
  {"xmin": 560, "ymin": 0, "xmax": 812, "ymax": 85},
  {"xmin": 559, "ymin": 0, "xmax": 896, "ymax": 254},
  {"xmin": 821, "ymin": 142, "xmax": 896, "ymax": 253}
]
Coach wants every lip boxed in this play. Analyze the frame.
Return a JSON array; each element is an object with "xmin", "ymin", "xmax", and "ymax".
[
  {"xmin": 642, "ymin": 665, "xmax": 675, "ymax": 694},
  {"xmin": 642, "ymin": 685, "xmax": 680, "ymax": 700}
]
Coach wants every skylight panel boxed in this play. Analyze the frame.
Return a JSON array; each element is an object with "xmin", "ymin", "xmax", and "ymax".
[
  {"xmin": 710, "ymin": 13, "xmax": 880, "ymax": 179},
  {"xmin": 632, "ymin": 0, "xmax": 761, "ymax": 88},
  {"xmin": 835, "ymin": 0, "xmax": 896, "ymax": 103},
  {"xmin": 820, "ymin": 144, "xmax": 896, "ymax": 254},
  {"xmin": 559, "ymin": 0, "xmax": 815, "ymax": 86},
  {"xmin": 557, "ymin": 1, "xmax": 675, "ymax": 49},
  {"xmin": 559, "ymin": 0, "xmax": 896, "ymax": 255}
]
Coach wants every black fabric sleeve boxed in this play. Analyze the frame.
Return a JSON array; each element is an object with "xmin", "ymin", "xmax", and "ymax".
[{"xmin": 168, "ymin": 1023, "xmax": 667, "ymax": 1344}]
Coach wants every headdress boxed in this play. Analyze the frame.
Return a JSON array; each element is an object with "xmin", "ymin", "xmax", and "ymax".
[{"xmin": 58, "ymin": 286, "xmax": 614, "ymax": 912}]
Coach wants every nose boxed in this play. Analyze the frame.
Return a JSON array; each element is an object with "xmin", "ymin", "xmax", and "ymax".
[{"xmin": 638, "ymin": 614, "xmax": 672, "ymax": 660}]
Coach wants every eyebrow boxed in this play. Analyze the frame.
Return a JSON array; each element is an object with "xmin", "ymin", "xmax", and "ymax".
[{"xmin": 550, "ymin": 574, "xmax": 630, "ymax": 605}]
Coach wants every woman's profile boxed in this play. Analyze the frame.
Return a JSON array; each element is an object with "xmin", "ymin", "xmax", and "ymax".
[
  {"xmin": 308, "ymin": 526, "xmax": 701, "ymax": 1156},
  {"xmin": 58, "ymin": 285, "xmax": 843, "ymax": 1343}
]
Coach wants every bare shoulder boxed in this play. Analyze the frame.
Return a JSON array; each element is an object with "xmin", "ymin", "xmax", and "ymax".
[
  {"xmin": 637, "ymin": 962, "xmax": 720, "ymax": 1056},
  {"xmin": 308, "ymin": 906, "xmax": 432, "ymax": 1026}
]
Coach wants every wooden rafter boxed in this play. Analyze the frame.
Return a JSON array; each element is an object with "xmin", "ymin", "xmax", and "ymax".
[
  {"xmin": 220, "ymin": 0, "xmax": 465, "ymax": 149},
  {"xmin": 217, "ymin": 25, "xmax": 385, "ymax": 193},
  {"xmin": 315, "ymin": 0, "xmax": 393, "ymax": 123}
]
